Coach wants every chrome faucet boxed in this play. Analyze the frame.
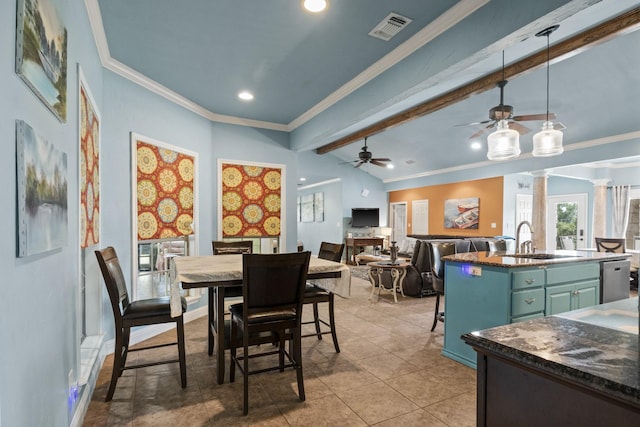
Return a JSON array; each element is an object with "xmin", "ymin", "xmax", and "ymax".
[{"xmin": 515, "ymin": 221, "xmax": 535, "ymax": 254}]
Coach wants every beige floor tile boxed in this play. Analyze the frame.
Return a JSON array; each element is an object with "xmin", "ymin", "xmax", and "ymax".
[
  {"xmin": 335, "ymin": 380, "xmax": 419, "ymax": 425},
  {"xmin": 374, "ymin": 408, "xmax": 448, "ymax": 427},
  {"xmin": 354, "ymin": 351, "xmax": 421, "ymax": 380},
  {"xmin": 279, "ymin": 395, "xmax": 366, "ymax": 427},
  {"xmin": 424, "ymin": 391, "xmax": 476, "ymax": 427}
]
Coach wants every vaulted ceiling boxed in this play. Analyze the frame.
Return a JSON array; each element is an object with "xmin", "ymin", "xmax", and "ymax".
[{"xmin": 91, "ymin": 0, "xmax": 640, "ymax": 185}]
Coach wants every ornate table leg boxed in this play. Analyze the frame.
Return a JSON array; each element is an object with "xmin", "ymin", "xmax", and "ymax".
[{"xmin": 390, "ymin": 268, "xmax": 400, "ymax": 303}]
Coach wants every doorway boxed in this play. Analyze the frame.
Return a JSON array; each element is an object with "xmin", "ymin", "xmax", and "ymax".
[
  {"xmin": 547, "ymin": 194, "xmax": 588, "ymax": 250},
  {"xmin": 389, "ymin": 202, "xmax": 407, "ymax": 243}
]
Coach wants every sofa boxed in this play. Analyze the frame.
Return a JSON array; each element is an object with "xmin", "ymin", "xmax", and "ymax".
[{"xmin": 370, "ymin": 236, "xmax": 509, "ymax": 297}]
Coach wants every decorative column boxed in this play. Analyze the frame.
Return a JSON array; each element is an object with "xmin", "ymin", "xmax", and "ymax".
[
  {"xmin": 592, "ymin": 179, "xmax": 610, "ymax": 244},
  {"xmin": 531, "ymin": 171, "xmax": 548, "ymax": 251}
]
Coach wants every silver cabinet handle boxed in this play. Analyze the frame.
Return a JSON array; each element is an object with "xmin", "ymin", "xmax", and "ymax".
[
  {"xmin": 525, "ymin": 278, "xmax": 535, "ymax": 284},
  {"xmin": 525, "ymin": 298, "xmax": 535, "ymax": 304}
]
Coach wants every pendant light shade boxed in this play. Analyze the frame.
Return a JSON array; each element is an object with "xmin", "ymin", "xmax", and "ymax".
[
  {"xmin": 532, "ymin": 121, "xmax": 563, "ymax": 156},
  {"xmin": 487, "ymin": 120, "xmax": 521, "ymax": 160},
  {"xmin": 533, "ymin": 25, "xmax": 563, "ymax": 157}
]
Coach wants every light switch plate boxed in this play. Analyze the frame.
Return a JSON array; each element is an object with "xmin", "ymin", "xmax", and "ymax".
[{"xmin": 471, "ymin": 266, "xmax": 482, "ymax": 276}]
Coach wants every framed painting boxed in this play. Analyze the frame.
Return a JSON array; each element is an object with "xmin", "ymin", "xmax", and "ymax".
[
  {"xmin": 314, "ymin": 192, "xmax": 324, "ymax": 222},
  {"xmin": 78, "ymin": 66, "xmax": 101, "ymax": 248},
  {"xmin": 16, "ymin": 0, "xmax": 68, "ymax": 122},
  {"xmin": 16, "ymin": 120, "xmax": 68, "ymax": 257},
  {"xmin": 301, "ymin": 194, "xmax": 314, "ymax": 222},
  {"xmin": 444, "ymin": 197, "xmax": 479, "ymax": 229}
]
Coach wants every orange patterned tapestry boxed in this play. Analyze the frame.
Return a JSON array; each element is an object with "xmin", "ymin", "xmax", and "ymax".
[
  {"xmin": 221, "ymin": 163, "xmax": 281, "ymax": 237},
  {"xmin": 136, "ymin": 140, "xmax": 195, "ymax": 240},
  {"xmin": 80, "ymin": 84, "xmax": 100, "ymax": 248}
]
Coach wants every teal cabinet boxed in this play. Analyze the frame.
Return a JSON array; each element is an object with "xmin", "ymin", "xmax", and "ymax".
[
  {"xmin": 545, "ymin": 264, "xmax": 600, "ymax": 316},
  {"xmin": 444, "ymin": 260, "xmax": 601, "ymax": 369}
]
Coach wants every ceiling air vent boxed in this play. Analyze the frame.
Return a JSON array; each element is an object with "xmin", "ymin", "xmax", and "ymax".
[{"xmin": 368, "ymin": 12, "xmax": 413, "ymax": 41}]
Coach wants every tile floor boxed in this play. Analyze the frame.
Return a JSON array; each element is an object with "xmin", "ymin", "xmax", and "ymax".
[{"xmin": 83, "ymin": 274, "xmax": 477, "ymax": 426}]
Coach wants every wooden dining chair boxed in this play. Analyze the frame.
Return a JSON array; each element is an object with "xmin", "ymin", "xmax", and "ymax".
[
  {"xmin": 595, "ymin": 237, "xmax": 625, "ymax": 253},
  {"xmin": 229, "ymin": 252, "xmax": 311, "ymax": 415},
  {"xmin": 95, "ymin": 246, "xmax": 187, "ymax": 401},
  {"xmin": 301, "ymin": 242, "xmax": 344, "ymax": 353}
]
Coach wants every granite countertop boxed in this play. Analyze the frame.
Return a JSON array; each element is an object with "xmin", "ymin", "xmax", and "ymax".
[
  {"xmin": 462, "ymin": 297, "xmax": 640, "ymax": 408},
  {"xmin": 443, "ymin": 249, "xmax": 631, "ymax": 268}
]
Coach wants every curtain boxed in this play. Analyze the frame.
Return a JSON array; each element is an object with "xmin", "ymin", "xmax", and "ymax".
[
  {"xmin": 612, "ymin": 185, "xmax": 630, "ymax": 238},
  {"xmin": 221, "ymin": 163, "xmax": 281, "ymax": 237},
  {"xmin": 136, "ymin": 140, "xmax": 195, "ymax": 240}
]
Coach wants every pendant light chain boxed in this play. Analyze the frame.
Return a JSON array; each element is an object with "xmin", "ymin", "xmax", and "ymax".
[{"xmin": 545, "ymin": 33, "xmax": 550, "ymax": 122}]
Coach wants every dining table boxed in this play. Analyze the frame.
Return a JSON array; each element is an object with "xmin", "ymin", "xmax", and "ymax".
[{"xmin": 169, "ymin": 253, "xmax": 351, "ymax": 384}]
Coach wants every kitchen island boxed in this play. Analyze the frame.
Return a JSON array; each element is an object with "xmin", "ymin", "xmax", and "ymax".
[
  {"xmin": 462, "ymin": 297, "xmax": 639, "ymax": 426},
  {"xmin": 442, "ymin": 250, "xmax": 631, "ymax": 368}
]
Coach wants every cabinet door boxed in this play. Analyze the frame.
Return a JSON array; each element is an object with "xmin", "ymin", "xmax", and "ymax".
[
  {"xmin": 546, "ymin": 284, "xmax": 574, "ymax": 315},
  {"xmin": 572, "ymin": 280, "xmax": 599, "ymax": 310}
]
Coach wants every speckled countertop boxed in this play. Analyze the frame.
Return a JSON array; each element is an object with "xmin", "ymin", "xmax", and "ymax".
[
  {"xmin": 463, "ymin": 297, "xmax": 640, "ymax": 408},
  {"xmin": 443, "ymin": 249, "xmax": 631, "ymax": 268}
]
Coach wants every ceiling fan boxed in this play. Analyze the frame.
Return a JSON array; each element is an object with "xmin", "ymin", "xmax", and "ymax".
[
  {"xmin": 457, "ymin": 53, "xmax": 564, "ymax": 140},
  {"xmin": 349, "ymin": 137, "xmax": 391, "ymax": 168}
]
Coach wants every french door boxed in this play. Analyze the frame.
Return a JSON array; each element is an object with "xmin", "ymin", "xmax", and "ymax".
[{"xmin": 546, "ymin": 194, "xmax": 588, "ymax": 251}]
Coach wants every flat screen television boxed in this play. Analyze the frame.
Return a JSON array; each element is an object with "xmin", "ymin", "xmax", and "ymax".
[{"xmin": 351, "ymin": 208, "xmax": 379, "ymax": 227}]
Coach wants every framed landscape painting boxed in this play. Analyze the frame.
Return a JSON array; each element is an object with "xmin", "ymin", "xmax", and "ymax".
[
  {"xmin": 16, "ymin": 0, "xmax": 68, "ymax": 122},
  {"xmin": 16, "ymin": 120, "xmax": 68, "ymax": 257}
]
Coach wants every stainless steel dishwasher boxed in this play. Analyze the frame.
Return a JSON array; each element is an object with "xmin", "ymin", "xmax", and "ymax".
[{"xmin": 600, "ymin": 259, "xmax": 630, "ymax": 303}]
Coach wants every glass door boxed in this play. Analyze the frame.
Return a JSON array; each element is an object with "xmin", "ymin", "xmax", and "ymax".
[{"xmin": 546, "ymin": 194, "xmax": 588, "ymax": 251}]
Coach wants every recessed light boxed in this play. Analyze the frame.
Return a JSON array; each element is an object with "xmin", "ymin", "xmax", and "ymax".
[
  {"xmin": 386, "ymin": 164, "xmax": 394, "ymax": 169},
  {"xmin": 299, "ymin": 177, "xmax": 307, "ymax": 181},
  {"xmin": 303, "ymin": 0, "xmax": 327, "ymax": 13},
  {"xmin": 238, "ymin": 91, "xmax": 254, "ymax": 101},
  {"xmin": 471, "ymin": 141, "xmax": 482, "ymax": 150}
]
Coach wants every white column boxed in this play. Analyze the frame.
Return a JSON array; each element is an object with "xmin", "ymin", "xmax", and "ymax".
[
  {"xmin": 531, "ymin": 171, "xmax": 548, "ymax": 251},
  {"xmin": 592, "ymin": 179, "xmax": 610, "ymax": 244}
]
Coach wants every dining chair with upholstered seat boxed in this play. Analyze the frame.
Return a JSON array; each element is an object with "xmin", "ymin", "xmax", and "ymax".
[
  {"xmin": 229, "ymin": 251, "xmax": 311, "ymax": 415},
  {"xmin": 95, "ymin": 246, "xmax": 187, "ymax": 401},
  {"xmin": 429, "ymin": 241, "xmax": 457, "ymax": 331},
  {"xmin": 301, "ymin": 242, "xmax": 344, "ymax": 353}
]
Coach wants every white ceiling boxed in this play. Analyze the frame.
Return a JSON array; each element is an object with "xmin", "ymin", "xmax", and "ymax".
[{"xmin": 90, "ymin": 0, "xmax": 640, "ymax": 185}]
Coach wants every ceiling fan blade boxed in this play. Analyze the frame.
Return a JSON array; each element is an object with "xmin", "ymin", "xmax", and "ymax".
[
  {"xmin": 512, "ymin": 113, "xmax": 556, "ymax": 121},
  {"xmin": 553, "ymin": 121, "xmax": 567, "ymax": 130},
  {"xmin": 370, "ymin": 158, "xmax": 391, "ymax": 162},
  {"xmin": 455, "ymin": 119, "xmax": 493, "ymax": 127},
  {"xmin": 469, "ymin": 128, "xmax": 487, "ymax": 139},
  {"xmin": 509, "ymin": 121, "xmax": 531, "ymax": 135},
  {"xmin": 370, "ymin": 160, "xmax": 389, "ymax": 167},
  {"xmin": 354, "ymin": 161, "xmax": 365, "ymax": 168}
]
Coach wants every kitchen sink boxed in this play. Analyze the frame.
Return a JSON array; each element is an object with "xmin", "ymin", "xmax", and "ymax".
[{"xmin": 509, "ymin": 253, "xmax": 577, "ymax": 259}]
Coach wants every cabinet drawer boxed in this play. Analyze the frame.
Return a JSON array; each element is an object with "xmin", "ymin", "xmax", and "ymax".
[
  {"xmin": 546, "ymin": 263, "xmax": 599, "ymax": 285},
  {"xmin": 512, "ymin": 269, "xmax": 545, "ymax": 289},
  {"xmin": 512, "ymin": 288, "xmax": 545, "ymax": 317}
]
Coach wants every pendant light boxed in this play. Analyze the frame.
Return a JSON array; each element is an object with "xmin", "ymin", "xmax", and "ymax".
[
  {"xmin": 532, "ymin": 25, "xmax": 563, "ymax": 157},
  {"xmin": 487, "ymin": 52, "xmax": 520, "ymax": 161}
]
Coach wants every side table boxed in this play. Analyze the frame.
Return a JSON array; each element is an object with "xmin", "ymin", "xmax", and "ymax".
[{"xmin": 367, "ymin": 261, "xmax": 410, "ymax": 303}]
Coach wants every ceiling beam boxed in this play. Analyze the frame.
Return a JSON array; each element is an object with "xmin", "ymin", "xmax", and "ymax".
[{"xmin": 315, "ymin": 6, "xmax": 640, "ymax": 155}]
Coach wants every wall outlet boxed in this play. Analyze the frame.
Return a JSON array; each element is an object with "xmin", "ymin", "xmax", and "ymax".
[
  {"xmin": 471, "ymin": 266, "xmax": 482, "ymax": 276},
  {"xmin": 491, "ymin": 222, "xmax": 496, "ymax": 228}
]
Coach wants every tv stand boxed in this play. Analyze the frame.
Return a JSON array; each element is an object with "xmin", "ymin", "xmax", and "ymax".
[{"xmin": 345, "ymin": 237, "xmax": 384, "ymax": 265}]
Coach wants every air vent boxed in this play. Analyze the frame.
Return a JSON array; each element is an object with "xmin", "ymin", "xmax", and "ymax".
[
  {"xmin": 405, "ymin": 159, "xmax": 415, "ymax": 165},
  {"xmin": 368, "ymin": 12, "xmax": 413, "ymax": 41}
]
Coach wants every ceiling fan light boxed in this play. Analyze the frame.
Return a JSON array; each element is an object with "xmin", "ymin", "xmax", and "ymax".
[
  {"xmin": 532, "ymin": 121, "xmax": 563, "ymax": 157},
  {"xmin": 487, "ymin": 120, "xmax": 520, "ymax": 161}
]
